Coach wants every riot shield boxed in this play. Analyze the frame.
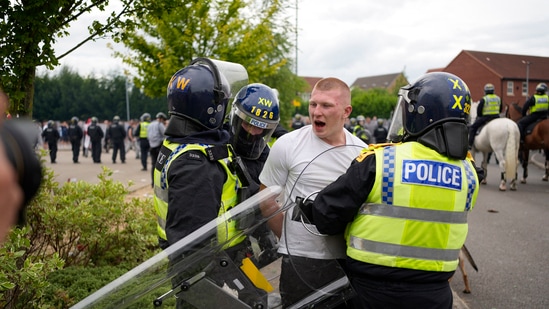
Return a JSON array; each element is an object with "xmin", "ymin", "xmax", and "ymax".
[{"xmin": 71, "ymin": 184, "xmax": 354, "ymax": 309}]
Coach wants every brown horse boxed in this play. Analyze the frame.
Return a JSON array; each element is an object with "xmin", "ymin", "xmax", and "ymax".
[{"xmin": 505, "ymin": 102, "xmax": 549, "ymax": 183}]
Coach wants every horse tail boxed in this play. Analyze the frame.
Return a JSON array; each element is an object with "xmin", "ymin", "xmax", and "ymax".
[{"xmin": 505, "ymin": 121, "xmax": 520, "ymax": 180}]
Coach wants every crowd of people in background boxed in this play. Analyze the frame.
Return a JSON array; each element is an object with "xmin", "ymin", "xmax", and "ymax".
[{"xmin": 34, "ymin": 115, "xmax": 169, "ymax": 170}]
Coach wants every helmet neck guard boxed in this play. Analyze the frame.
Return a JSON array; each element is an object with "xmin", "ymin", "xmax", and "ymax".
[{"xmin": 410, "ymin": 121, "xmax": 468, "ymax": 160}]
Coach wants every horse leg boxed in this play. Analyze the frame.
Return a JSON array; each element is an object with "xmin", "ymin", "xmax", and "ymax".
[
  {"xmin": 499, "ymin": 172, "xmax": 507, "ymax": 191},
  {"xmin": 541, "ymin": 149, "xmax": 549, "ymax": 181},
  {"xmin": 481, "ymin": 152, "xmax": 488, "ymax": 185},
  {"xmin": 520, "ymin": 149, "xmax": 529, "ymax": 183}
]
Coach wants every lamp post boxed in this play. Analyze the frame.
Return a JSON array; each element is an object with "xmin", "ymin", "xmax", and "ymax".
[
  {"xmin": 125, "ymin": 77, "xmax": 131, "ymax": 122},
  {"xmin": 522, "ymin": 60, "xmax": 530, "ymax": 97}
]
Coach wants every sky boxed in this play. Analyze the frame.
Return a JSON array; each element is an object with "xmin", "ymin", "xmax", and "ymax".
[{"xmin": 43, "ymin": 0, "xmax": 549, "ymax": 86}]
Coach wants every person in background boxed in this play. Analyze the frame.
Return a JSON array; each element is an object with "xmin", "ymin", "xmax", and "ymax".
[
  {"xmin": 42, "ymin": 120, "xmax": 60, "ymax": 163},
  {"xmin": 127, "ymin": 119, "xmax": 140, "ymax": 159},
  {"xmin": 517, "ymin": 82, "xmax": 548, "ymax": 143},
  {"xmin": 291, "ymin": 113, "xmax": 305, "ymax": 130},
  {"xmin": 68, "ymin": 116, "xmax": 84, "ymax": 163},
  {"xmin": 87, "ymin": 117, "xmax": 104, "ymax": 164},
  {"xmin": 468, "ymin": 83, "xmax": 502, "ymax": 149},
  {"xmin": 354, "ymin": 115, "xmax": 372, "ymax": 144},
  {"xmin": 147, "ymin": 112, "xmax": 167, "ymax": 187},
  {"xmin": 310, "ymin": 72, "xmax": 482, "ymax": 309},
  {"xmin": 259, "ymin": 77, "xmax": 367, "ymax": 307},
  {"xmin": 372, "ymin": 119, "xmax": 388, "ymax": 143},
  {"xmin": 135, "ymin": 113, "xmax": 151, "ymax": 171},
  {"xmin": 105, "ymin": 115, "xmax": 126, "ymax": 163},
  {"xmin": 363, "ymin": 116, "xmax": 378, "ymax": 142}
]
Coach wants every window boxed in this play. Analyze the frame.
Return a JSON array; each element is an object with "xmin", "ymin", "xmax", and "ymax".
[
  {"xmin": 522, "ymin": 82, "xmax": 528, "ymax": 96},
  {"xmin": 507, "ymin": 81, "xmax": 514, "ymax": 95}
]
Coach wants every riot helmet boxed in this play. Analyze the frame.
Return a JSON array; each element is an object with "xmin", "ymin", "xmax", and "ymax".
[
  {"xmin": 71, "ymin": 116, "xmax": 79, "ymax": 124},
  {"xmin": 230, "ymin": 83, "xmax": 280, "ymax": 159},
  {"xmin": 156, "ymin": 112, "xmax": 167, "ymax": 120},
  {"xmin": 140, "ymin": 113, "xmax": 151, "ymax": 122},
  {"xmin": 113, "ymin": 115, "xmax": 121, "ymax": 124},
  {"xmin": 349, "ymin": 117, "xmax": 357, "ymax": 126},
  {"xmin": 387, "ymin": 72, "xmax": 471, "ymax": 159},
  {"xmin": 47, "ymin": 120, "xmax": 54, "ymax": 128},
  {"xmin": 91, "ymin": 117, "xmax": 98, "ymax": 124},
  {"xmin": 536, "ymin": 83, "xmax": 547, "ymax": 94},
  {"xmin": 167, "ymin": 58, "xmax": 231, "ymax": 130},
  {"xmin": 484, "ymin": 83, "xmax": 495, "ymax": 94}
]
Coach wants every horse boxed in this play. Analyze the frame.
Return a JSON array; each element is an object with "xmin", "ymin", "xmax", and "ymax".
[
  {"xmin": 470, "ymin": 102, "xmax": 520, "ymax": 191},
  {"xmin": 505, "ymin": 102, "xmax": 549, "ymax": 183}
]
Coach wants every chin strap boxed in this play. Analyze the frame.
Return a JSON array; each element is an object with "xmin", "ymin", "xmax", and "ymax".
[{"xmin": 416, "ymin": 122, "xmax": 469, "ymax": 160}]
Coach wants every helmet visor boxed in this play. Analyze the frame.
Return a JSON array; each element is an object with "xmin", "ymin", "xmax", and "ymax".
[
  {"xmin": 387, "ymin": 95, "xmax": 406, "ymax": 142},
  {"xmin": 231, "ymin": 107, "xmax": 277, "ymax": 159}
]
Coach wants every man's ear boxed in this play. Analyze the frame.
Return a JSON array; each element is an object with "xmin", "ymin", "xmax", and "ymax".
[{"xmin": 344, "ymin": 105, "xmax": 353, "ymax": 119}]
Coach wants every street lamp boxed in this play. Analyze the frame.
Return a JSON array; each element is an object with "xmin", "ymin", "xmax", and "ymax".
[
  {"xmin": 125, "ymin": 77, "xmax": 131, "ymax": 122},
  {"xmin": 522, "ymin": 60, "xmax": 530, "ymax": 97}
]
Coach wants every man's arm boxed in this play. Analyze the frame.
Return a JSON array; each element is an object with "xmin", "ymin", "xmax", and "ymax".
[{"xmin": 258, "ymin": 183, "xmax": 283, "ymax": 238}]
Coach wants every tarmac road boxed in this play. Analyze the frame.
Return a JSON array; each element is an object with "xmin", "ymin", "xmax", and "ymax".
[{"xmin": 45, "ymin": 146, "xmax": 471, "ymax": 309}]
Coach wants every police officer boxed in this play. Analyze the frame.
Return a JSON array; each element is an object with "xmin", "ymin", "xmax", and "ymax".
[
  {"xmin": 153, "ymin": 58, "xmax": 264, "ymax": 307},
  {"xmin": 468, "ymin": 83, "xmax": 502, "ymax": 149},
  {"xmin": 87, "ymin": 117, "xmax": 104, "ymax": 163},
  {"xmin": 373, "ymin": 119, "xmax": 388, "ymax": 143},
  {"xmin": 105, "ymin": 115, "xmax": 126, "ymax": 163},
  {"xmin": 135, "ymin": 113, "xmax": 151, "ymax": 170},
  {"xmin": 310, "ymin": 72, "xmax": 483, "ymax": 308},
  {"xmin": 517, "ymin": 82, "xmax": 549, "ymax": 143},
  {"xmin": 353, "ymin": 115, "xmax": 372, "ymax": 144},
  {"xmin": 228, "ymin": 83, "xmax": 282, "ymax": 267},
  {"xmin": 153, "ymin": 58, "xmax": 242, "ymax": 249},
  {"xmin": 42, "ymin": 120, "xmax": 60, "ymax": 163},
  {"xmin": 68, "ymin": 116, "xmax": 84, "ymax": 163}
]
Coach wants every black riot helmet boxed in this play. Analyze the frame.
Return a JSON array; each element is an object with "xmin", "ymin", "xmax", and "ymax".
[
  {"xmin": 388, "ymin": 72, "xmax": 472, "ymax": 159},
  {"xmin": 167, "ymin": 58, "xmax": 231, "ymax": 130}
]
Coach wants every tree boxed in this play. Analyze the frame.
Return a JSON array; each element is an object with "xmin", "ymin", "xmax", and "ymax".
[
  {"xmin": 351, "ymin": 87, "xmax": 399, "ymax": 120},
  {"xmin": 114, "ymin": 0, "xmax": 302, "ymax": 126},
  {"xmin": 33, "ymin": 67, "xmax": 165, "ymax": 122},
  {"xmin": 0, "ymin": 0, "xmax": 134, "ymax": 117}
]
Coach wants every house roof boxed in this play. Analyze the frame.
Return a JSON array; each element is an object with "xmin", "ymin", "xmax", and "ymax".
[
  {"xmin": 450, "ymin": 50, "xmax": 549, "ymax": 80},
  {"xmin": 301, "ymin": 76, "xmax": 323, "ymax": 92},
  {"xmin": 351, "ymin": 72, "xmax": 402, "ymax": 90}
]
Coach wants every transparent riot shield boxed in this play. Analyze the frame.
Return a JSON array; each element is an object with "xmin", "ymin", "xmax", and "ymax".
[{"xmin": 71, "ymin": 184, "xmax": 354, "ymax": 309}]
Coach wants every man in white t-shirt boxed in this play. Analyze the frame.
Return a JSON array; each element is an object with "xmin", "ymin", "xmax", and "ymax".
[{"xmin": 259, "ymin": 77, "xmax": 367, "ymax": 307}]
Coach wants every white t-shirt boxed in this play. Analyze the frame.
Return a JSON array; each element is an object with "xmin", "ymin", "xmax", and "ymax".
[{"xmin": 259, "ymin": 125, "xmax": 367, "ymax": 259}]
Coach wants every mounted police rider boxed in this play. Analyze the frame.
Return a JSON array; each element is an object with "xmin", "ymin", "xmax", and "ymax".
[
  {"xmin": 517, "ymin": 82, "xmax": 549, "ymax": 143},
  {"xmin": 468, "ymin": 83, "xmax": 502, "ymax": 149}
]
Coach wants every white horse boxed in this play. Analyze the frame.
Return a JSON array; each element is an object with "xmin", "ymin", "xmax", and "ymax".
[{"xmin": 470, "ymin": 102, "xmax": 520, "ymax": 191}]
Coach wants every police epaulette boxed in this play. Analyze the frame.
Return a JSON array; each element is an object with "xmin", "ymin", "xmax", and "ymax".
[
  {"xmin": 356, "ymin": 143, "xmax": 397, "ymax": 163},
  {"xmin": 205, "ymin": 145, "xmax": 229, "ymax": 161}
]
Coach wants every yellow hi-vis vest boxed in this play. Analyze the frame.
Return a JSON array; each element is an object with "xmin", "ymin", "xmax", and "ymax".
[
  {"xmin": 139, "ymin": 121, "xmax": 150, "ymax": 138},
  {"xmin": 482, "ymin": 94, "xmax": 501, "ymax": 115},
  {"xmin": 531, "ymin": 94, "xmax": 549, "ymax": 113},
  {"xmin": 153, "ymin": 140, "xmax": 244, "ymax": 248},
  {"xmin": 346, "ymin": 142, "xmax": 479, "ymax": 272}
]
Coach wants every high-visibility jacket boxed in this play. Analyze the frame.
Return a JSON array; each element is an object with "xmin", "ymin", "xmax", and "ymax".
[
  {"xmin": 153, "ymin": 141, "xmax": 244, "ymax": 248},
  {"xmin": 531, "ymin": 94, "xmax": 549, "ymax": 113},
  {"xmin": 139, "ymin": 121, "xmax": 150, "ymax": 138},
  {"xmin": 346, "ymin": 142, "xmax": 479, "ymax": 272},
  {"xmin": 481, "ymin": 94, "xmax": 501, "ymax": 115}
]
